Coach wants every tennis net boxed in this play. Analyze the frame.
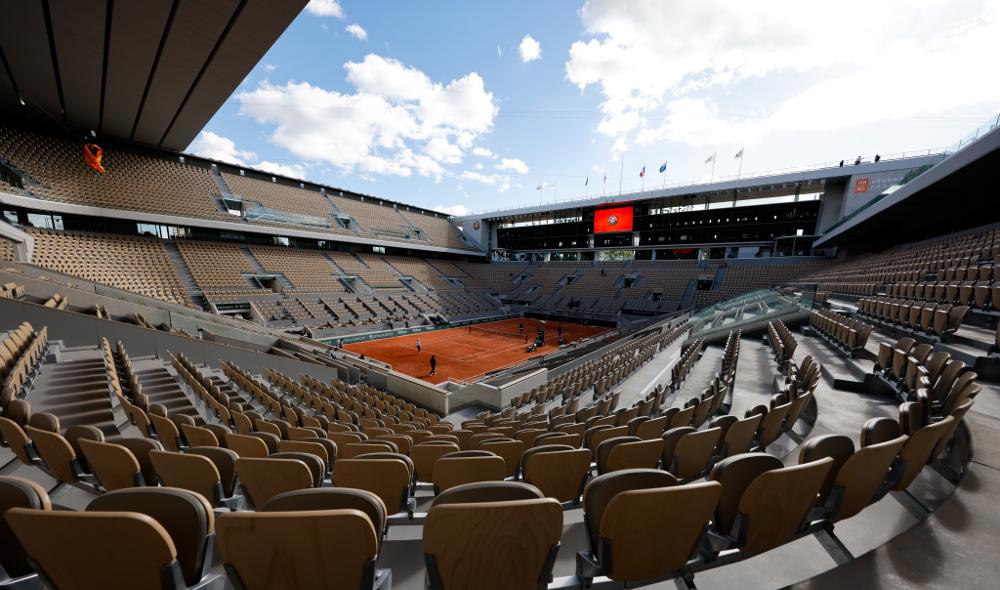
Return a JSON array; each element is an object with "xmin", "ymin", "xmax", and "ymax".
[{"xmin": 468, "ymin": 325, "xmax": 529, "ymax": 344}]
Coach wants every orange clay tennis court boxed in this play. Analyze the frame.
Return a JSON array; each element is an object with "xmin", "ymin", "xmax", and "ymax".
[{"xmin": 345, "ymin": 318, "xmax": 609, "ymax": 385}]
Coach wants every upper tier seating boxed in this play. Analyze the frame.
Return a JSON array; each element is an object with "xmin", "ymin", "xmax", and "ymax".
[
  {"xmin": 28, "ymin": 229, "xmax": 190, "ymax": 306},
  {"xmin": 0, "ymin": 127, "xmax": 227, "ymax": 222}
]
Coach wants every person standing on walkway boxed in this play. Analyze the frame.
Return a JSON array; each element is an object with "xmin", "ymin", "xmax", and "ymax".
[{"xmin": 429, "ymin": 354, "xmax": 437, "ymax": 376}]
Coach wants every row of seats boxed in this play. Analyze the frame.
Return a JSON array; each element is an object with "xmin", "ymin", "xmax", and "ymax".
[
  {"xmin": 809, "ymin": 309, "xmax": 873, "ymax": 353},
  {"xmin": 767, "ymin": 319, "xmax": 797, "ymax": 365},
  {"xmin": 671, "ymin": 339, "xmax": 705, "ymax": 391},
  {"xmin": 874, "ymin": 337, "xmax": 981, "ymax": 413},
  {"xmin": 0, "ymin": 322, "xmax": 47, "ymax": 410},
  {"xmin": 856, "ymin": 297, "xmax": 968, "ymax": 339}
]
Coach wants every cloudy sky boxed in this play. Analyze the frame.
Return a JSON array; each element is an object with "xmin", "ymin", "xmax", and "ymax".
[{"xmin": 191, "ymin": 0, "xmax": 1000, "ymax": 216}]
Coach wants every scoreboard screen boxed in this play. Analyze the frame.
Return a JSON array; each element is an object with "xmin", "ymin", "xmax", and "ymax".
[{"xmin": 594, "ymin": 206, "xmax": 634, "ymax": 233}]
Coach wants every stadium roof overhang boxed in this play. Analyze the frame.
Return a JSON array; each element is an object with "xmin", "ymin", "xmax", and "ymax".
[
  {"xmin": 0, "ymin": 0, "xmax": 307, "ymax": 151},
  {"xmin": 814, "ymin": 125, "xmax": 1000, "ymax": 251},
  {"xmin": 459, "ymin": 154, "xmax": 943, "ymax": 223}
]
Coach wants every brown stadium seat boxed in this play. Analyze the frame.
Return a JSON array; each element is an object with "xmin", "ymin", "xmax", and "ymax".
[
  {"xmin": 707, "ymin": 453, "xmax": 784, "ymax": 539},
  {"xmin": 278, "ymin": 440, "xmax": 330, "ymax": 472},
  {"xmin": 798, "ymin": 434, "xmax": 856, "ymax": 504},
  {"xmin": 151, "ymin": 449, "xmax": 239, "ymax": 508},
  {"xmin": 667, "ymin": 427, "xmax": 722, "ymax": 481},
  {"xmin": 342, "ymin": 441, "xmax": 397, "ymax": 459},
  {"xmin": 6, "ymin": 506, "xmax": 209, "ymax": 589},
  {"xmin": 269, "ymin": 451, "xmax": 325, "ymax": 487},
  {"xmin": 827, "ymin": 435, "xmax": 908, "ymax": 521},
  {"xmin": 522, "ymin": 446, "xmax": 593, "ymax": 503},
  {"xmin": 333, "ymin": 457, "xmax": 413, "ymax": 517},
  {"xmin": 412, "ymin": 441, "xmax": 460, "ymax": 482},
  {"xmin": 577, "ymin": 480, "xmax": 722, "ymax": 586},
  {"xmin": 604, "ymin": 438, "xmax": 665, "ymax": 472},
  {"xmin": 432, "ymin": 481, "xmax": 544, "ymax": 507},
  {"xmin": 78, "ymin": 437, "xmax": 146, "ymax": 491},
  {"xmin": 87, "ymin": 488, "xmax": 216, "ymax": 588},
  {"xmin": 722, "ymin": 457, "xmax": 833, "ymax": 555},
  {"xmin": 0, "ymin": 416, "xmax": 40, "ymax": 467},
  {"xmin": 478, "ymin": 438, "xmax": 525, "ymax": 478},
  {"xmin": 432, "ymin": 452, "xmax": 506, "ymax": 493},
  {"xmin": 0, "ymin": 476, "xmax": 52, "ymax": 581},
  {"xmin": 720, "ymin": 413, "xmax": 762, "ymax": 457},
  {"xmin": 261, "ymin": 488, "xmax": 387, "ymax": 538},
  {"xmin": 180, "ymin": 424, "xmax": 219, "ymax": 448},
  {"xmin": 634, "ymin": 415, "xmax": 668, "ymax": 439},
  {"xmin": 217, "ymin": 509, "xmax": 389, "ymax": 590},
  {"xmin": 24, "ymin": 426, "xmax": 88, "ymax": 486},
  {"xmin": 424, "ymin": 498, "xmax": 562, "ymax": 590},
  {"xmin": 893, "ymin": 416, "xmax": 955, "ymax": 491},
  {"xmin": 225, "ymin": 432, "xmax": 270, "ymax": 458},
  {"xmin": 149, "ymin": 413, "xmax": 183, "ymax": 451},
  {"xmin": 236, "ymin": 456, "xmax": 314, "ymax": 508}
]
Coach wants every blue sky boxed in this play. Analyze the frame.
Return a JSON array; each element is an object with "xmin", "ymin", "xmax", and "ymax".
[{"xmin": 191, "ymin": 0, "xmax": 1000, "ymax": 216}]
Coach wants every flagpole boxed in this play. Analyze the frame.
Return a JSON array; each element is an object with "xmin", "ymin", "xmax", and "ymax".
[
  {"xmin": 618, "ymin": 157, "xmax": 624, "ymax": 197},
  {"xmin": 737, "ymin": 146, "xmax": 744, "ymax": 179},
  {"xmin": 711, "ymin": 152, "xmax": 717, "ymax": 182},
  {"xmin": 602, "ymin": 172, "xmax": 607, "ymax": 198}
]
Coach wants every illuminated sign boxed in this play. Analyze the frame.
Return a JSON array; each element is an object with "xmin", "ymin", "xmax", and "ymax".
[
  {"xmin": 854, "ymin": 177, "xmax": 870, "ymax": 193},
  {"xmin": 594, "ymin": 206, "xmax": 634, "ymax": 233}
]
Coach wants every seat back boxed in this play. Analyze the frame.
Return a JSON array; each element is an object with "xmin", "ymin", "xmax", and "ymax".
[
  {"xmin": 225, "ymin": 432, "xmax": 269, "ymax": 458},
  {"xmin": 5, "ymin": 508, "xmax": 181, "ymax": 590},
  {"xmin": 151, "ymin": 450, "xmax": 225, "ymax": 506},
  {"xmin": 737, "ymin": 458, "xmax": 833, "ymax": 554},
  {"xmin": 433, "ymin": 454, "xmax": 506, "ymax": 493},
  {"xmin": 672, "ymin": 427, "xmax": 722, "ymax": 480},
  {"xmin": 522, "ymin": 447, "xmax": 593, "ymax": 503},
  {"xmin": 78, "ymin": 438, "xmax": 144, "ymax": 491},
  {"xmin": 798, "ymin": 434, "xmax": 855, "ymax": 502},
  {"xmin": 180, "ymin": 424, "xmax": 219, "ymax": 448},
  {"xmin": 217, "ymin": 509, "xmax": 379, "ymax": 590},
  {"xmin": 424, "ymin": 499, "xmax": 563, "ymax": 590},
  {"xmin": 582, "ymin": 468, "xmax": 679, "ymax": 556},
  {"xmin": 0, "ymin": 476, "xmax": 51, "ymax": 577},
  {"xmin": 478, "ymin": 439, "xmax": 525, "ymax": 478},
  {"xmin": 332, "ymin": 458, "xmax": 411, "ymax": 515},
  {"xmin": 721, "ymin": 414, "xmax": 762, "ymax": 457},
  {"xmin": 599, "ymin": 482, "xmax": 722, "ymax": 582},
  {"xmin": 411, "ymin": 442, "xmax": 460, "ymax": 482},
  {"xmin": 87, "ymin": 487, "xmax": 214, "ymax": 586},
  {"xmin": 25, "ymin": 426, "xmax": 79, "ymax": 484},
  {"xmin": 261, "ymin": 488, "xmax": 387, "ymax": 539},
  {"xmin": 432, "ymin": 481, "xmax": 544, "ymax": 507},
  {"xmin": 832, "ymin": 435, "xmax": 907, "ymax": 521},
  {"xmin": 236, "ymin": 457, "xmax": 314, "ymax": 508},
  {"xmin": 707, "ymin": 452, "xmax": 783, "ymax": 533},
  {"xmin": 604, "ymin": 438, "xmax": 664, "ymax": 473},
  {"xmin": 894, "ymin": 416, "xmax": 955, "ymax": 490}
]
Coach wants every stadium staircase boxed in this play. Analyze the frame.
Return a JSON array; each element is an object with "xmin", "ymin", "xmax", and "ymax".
[
  {"xmin": 239, "ymin": 247, "xmax": 294, "ymax": 291},
  {"xmin": 163, "ymin": 241, "xmax": 207, "ymax": 310},
  {"xmin": 680, "ymin": 278, "xmax": 699, "ymax": 307},
  {"xmin": 321, "ymin": 189, "xmax": 366, "ymax": 236},
  {"xmin": 209, "ymin": 168, "xmax": 240, "ymax": 214}
]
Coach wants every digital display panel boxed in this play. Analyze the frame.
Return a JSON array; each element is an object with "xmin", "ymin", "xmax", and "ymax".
[{"xmin": 594, "ymin": 206, "xmax": 634, "ymax": 233}]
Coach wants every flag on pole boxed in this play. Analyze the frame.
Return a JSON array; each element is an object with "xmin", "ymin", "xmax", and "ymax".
[
  {"xmin": 704, "ymin": 154, "xmax": 715, "ymax": 164},
  {"xmin": 639, "ymin": 166, "xmax": 646, "ymax": 178},
  {"xmin": 603, "ymin": 172, "xmax": 607, "ymax": 183},
  {"xmin": 658, "ymin": 161, "xmax": 667, "ymax": 173},
  {"xmin": 536, "ymin": 184, "xmax": 543, "ymax": 190},
  {"xmin": 585, "ymin": 176, "xmax": 589, "ymax": 186},
  {"xmin": 735, "ymin": 148, "xmax": 744, "ymax": 159}
]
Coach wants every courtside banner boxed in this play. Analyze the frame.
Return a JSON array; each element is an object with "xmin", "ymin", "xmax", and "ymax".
[{"xmin": 594, "ymin": 206, "xmax": 634, "ymax": 233}]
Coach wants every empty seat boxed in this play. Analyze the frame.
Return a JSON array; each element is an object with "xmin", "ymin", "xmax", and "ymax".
[
  {"xmin": 78, "ymin": 438, "xmax": 145, "ymax": 491},
  {"xmin": 0, "ymin": 476, "xmax": 51, "ymax": 582},
  {"xmin": 333, "ymin": 457, "xmax": 413, "ymax": 517},
  {"xmin": 217, "ymin": 509, "xmax": 389, "ymax": 590},
  {"xmin": 521, "ymin": 446, "xmax": 592, "ymax": 503},
  {"xmin": 236, "ymin": 457, "xmax": 314, "ymax": 508},
  {"xmin": 261, "ymin": 488, "xmax": 387, "ymax": 537},
  {"xmin": 423, "ymin": 498, "xmax": 562, "ymax": 590}
]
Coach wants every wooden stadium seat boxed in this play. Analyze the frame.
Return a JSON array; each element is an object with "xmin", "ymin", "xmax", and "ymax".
[
  {"xmin": 423, "ymin": 498, "xmax": 562, "ymax": 590},
  {"xmin": 0, "ymin": 476, "xmax": 52, "ymax": 581},
  {"xmin": 261, "ymin": 488, "xmax": 387, "ymax": 538},
  {"xmin": 720, "ymin": 414, "xmax": 763, "ymax": 457},
  {"xmin": 827, "ymin": 435, "xmax": 908, "ymax": 521},
  {"xmin": 432, "ymin": 453, "xmax": 506, "ymax": 493},
  {"xmin": 893, "ymin": 416, "xmax": 955, "ymax": 491},
  {"xmin": 707, "ymin": 452, "xmax": 784, "ymax": 537},
  {"xmin": 731, "ymin": 458, "xmax": 833, "ymax": 555},
  {"xmin": 225, "ymin": 433, "xmax": 269, "ymax": 458},
  {"xmin": 478, "ymin": 439, "xmax": 525, "ymax": 478},
  {"xmin": 333, "ymin": 457, "xmax": 413, "ymax": 517},
  {"xmin": 278, "ymin": 440, "xmax": 330, "ymax": 472},
  {"xmin": 236, "ymin": 457, "xmax": 314, "ymax": 508},
  {"xmin": 431, "ymin": 481, "xmax": 544, "ymax": 507},
  {"xmin": 78, "ymin": 438, "xmax": 145, "ymax": 491},
  {"xmin": 269, "ymin": 452, "xmax": 325, "ymax": 488},
  {"xmin": 604, "ymin": 438, "xmax": 665, "ymax": 472},
  {"xmin": 6, "ymin": 508, "xmax": 192, "ymax": 590},
  {"xmin": 24, "ymin": 426, "xmax": 86, "ymax": 486},
  {"xmin": 217, "ymin": 509, "xmax": 388, "ymax": 590},
  {"xmin": 87, "ymin": 488, "xmax": 215, "ymax": 587},
  {"xmin": 668, "ymin": 427, "xmax": 722, "ymax": 480},
  {"xmin": 578, "ymin": 480, "xmax": 722, "ymax": 585},
  {"xmin": 522, "ymin": 446, "xmax": 592, "ymax": 503},
  {"xmin": 180, "ymin": 424, "xmax": 219, "ymax": 448},
  {"xmin": 412, "ymin": 442, "xmax": 460, "ymax": 482},
  {"xmin": 150, "ymin": 450, "xmax": 234, "ymax": 508}
]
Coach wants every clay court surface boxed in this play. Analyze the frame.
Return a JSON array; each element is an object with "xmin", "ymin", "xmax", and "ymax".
[{"xmin": 345, "ymin": 318, "xmax": 608, "ymax": 384}]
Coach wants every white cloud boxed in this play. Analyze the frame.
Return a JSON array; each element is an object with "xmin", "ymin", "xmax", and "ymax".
[
  {"xmin": 567, "ymin": 0, "xmax": 1000, "ymax": 151},
  {"xmin": 496, "ymin": 45, "xmax": 502, "ymax": 57},
  {"xmin": 345, "ymin": 23, "xmax": 367, "ymax": 41},
  {"xmin": 305, "ymin": 0, "xmax": 343, "ymax": 18},
  {"xmin": 256, "ymin": 161, "xmax": 307, "ymax": 179},
  {"xmin": 497, "ymin": 157, "xmax": 529, "ymax": 174},
  {"xmin": 189, "ymin": 131, "xmax": 309, "ymax": 180},
  {"xmin": 236, "ymin": 54, "xmax": 497, "ymax": 179},
  {"xmin": 433, "ymin": 203, "xmax": 470, "ymax": 216},
  {"xmin": 264, "ymin": 64, "xmax": 277, "ymax": 73},
  {"xmin": 461, "ymin": 171, "xmax": 512, "ymax": 192},
  {"xmin": 472, "ymin": 146, "xmax": 497, "ymax": 159},
  {"xmin": 518, "ymin": 34, "xmax": 542, "ymax": 63},
  {"xmin": 189, "ymin": 131, "xmax": 256, "ymax": 165}
]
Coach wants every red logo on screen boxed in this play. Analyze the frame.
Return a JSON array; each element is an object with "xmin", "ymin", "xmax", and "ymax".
[
  {"xmin": 594, "ymin": 206, "xmax": 633, "ymax": 233},
  {"xmin": 855, "ymin": 177, "xmax": 869, "ymax": 193},
  {"xmin": 473, "ymin": 221, "xmax": 480, "ymax": 230}
]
